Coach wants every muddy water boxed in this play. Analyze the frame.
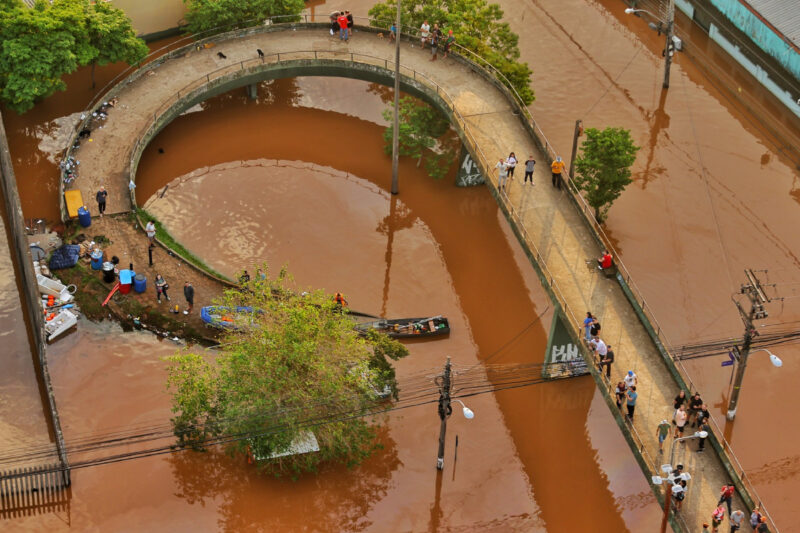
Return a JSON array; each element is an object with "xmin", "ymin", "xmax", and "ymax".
[
  {"xmin": 130, "ymin": 77, "xmax": 661, "ymax": 531},
  {"xmin": 0, "ymin": 187, "xmax": 52, "ymax": 454}
]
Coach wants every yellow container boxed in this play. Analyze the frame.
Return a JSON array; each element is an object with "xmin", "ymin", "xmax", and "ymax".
[{"xmin": 64, "ymin": 190, "xmax": 84, "ymax": 218}]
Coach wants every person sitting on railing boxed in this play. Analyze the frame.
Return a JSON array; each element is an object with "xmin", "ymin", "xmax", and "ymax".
[{"xmin": 597, "ymin": 250, "xmax": 613, "ymax": 270}]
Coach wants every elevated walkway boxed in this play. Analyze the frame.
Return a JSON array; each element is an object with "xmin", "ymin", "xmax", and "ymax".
[{"xmin": 60, "ymin": 22, "xmax": 772, "ymax": 531}]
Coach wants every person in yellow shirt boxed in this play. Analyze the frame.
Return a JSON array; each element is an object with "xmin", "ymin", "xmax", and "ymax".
[{"xmin": 551, "ymin": 156, "xmax": 566, "ymax": 189}]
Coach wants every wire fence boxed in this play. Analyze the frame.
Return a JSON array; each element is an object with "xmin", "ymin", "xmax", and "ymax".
[{"xmin": 62, "ymin": 17, "xmax": 779, "ymax": 531}]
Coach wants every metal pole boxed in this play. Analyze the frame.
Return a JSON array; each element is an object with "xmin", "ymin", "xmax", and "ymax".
[
  {"xmin": 662, "ymin": 0, "xmax": 675, "ymax": 89},
  {"xmin": 436, "ymin": 357, "xmax": 452, "ymax": 470},
  {"xmin": 568, "ymin": 119, "xmax": 582, "ymax": 182},
  {"xmin": 727, "ymin": 329, "xmax": 754, "ymax": 420},
  {"xmin": 390, "ymin": 0, "xmax": 402, "ymax": 195}
]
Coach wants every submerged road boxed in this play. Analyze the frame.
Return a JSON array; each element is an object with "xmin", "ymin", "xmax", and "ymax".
[{"xmin": 66, "ymin": 23, "xmax": 757, "ymax": 530}]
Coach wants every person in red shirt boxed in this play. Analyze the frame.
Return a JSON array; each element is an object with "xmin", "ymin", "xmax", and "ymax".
[
  {"xmin": 597, "ymin": 250, "xmax": 612, "ymax": 270},
  {"xmin": 337, "ymin": 12, "xmax": 349, "ymax": 41}
]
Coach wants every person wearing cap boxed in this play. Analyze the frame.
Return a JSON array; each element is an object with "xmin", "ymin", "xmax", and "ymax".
[
  {"xmin": 443, "ymin": 29, "xmax": 455, "ymax": 58},
  {"xmin": 757, "ymin": 515, "xmax": 768, "ymax": 532},
  {"xmin": 551, "ymin": 156, "xmax": 566, "ymax": 189},
  {"xmin": 656, "ymin": 419, "xmax": 671, "ymax": 451},
  {"xmin": 623, "ymin": 369, "xmax": 637, "ymax": 389}
]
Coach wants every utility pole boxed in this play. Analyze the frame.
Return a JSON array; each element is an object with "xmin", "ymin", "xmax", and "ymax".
[
  {"xmin": 436, "ymin": 357, "xmax": 452, "ymax": 470},
  {"xmin": 390, "ymin": 0, "xmax": 402, "ymax": 195},
  {"xmin": 727, "ymin": 269, "xmax": 771, "ymax": 420},
  {"xmin": 662, "ymin": 0, "xmax": 675, "ymax": 89},
  {"xmin": 568, "ymin": 119, "xmax": 582, "ymax": 183}
]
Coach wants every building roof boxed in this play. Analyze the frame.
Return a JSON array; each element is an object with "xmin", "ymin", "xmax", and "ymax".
[{"xmin": 745, "ymin": 0, "xmax": 800, "ymax": 48}]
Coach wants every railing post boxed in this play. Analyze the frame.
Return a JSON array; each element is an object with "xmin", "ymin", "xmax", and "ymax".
[{"xmin": 277, "ymin": 52, "xmax": 281, "ymax": 62}]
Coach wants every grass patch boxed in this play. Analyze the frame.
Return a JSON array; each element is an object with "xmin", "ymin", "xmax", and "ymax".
[{"xmin": 135, "ymin": 208, "xmax": 230, "ymax": 282}]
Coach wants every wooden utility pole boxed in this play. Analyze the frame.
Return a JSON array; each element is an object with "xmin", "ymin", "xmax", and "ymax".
[
  {"xmin": 390, "ymin": 0, "xmax": 402, "ymax": 195},
  {"xmin": 568, "ymin": 119, "xmax": 582, "ymax": 183},
  {"xmin": 727, "ymin": 269, "xmax": 771, "ymax": 420},
  {"xmin": 436, "ymin": 357, "xmax": 452, "ymax": 470}
]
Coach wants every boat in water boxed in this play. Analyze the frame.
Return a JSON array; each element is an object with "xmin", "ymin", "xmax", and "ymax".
[{"xmin": 355, "ymin": 316, "xmax": 450, "ymax": 339}]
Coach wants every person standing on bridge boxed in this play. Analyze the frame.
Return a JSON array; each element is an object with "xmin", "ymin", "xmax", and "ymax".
[
  {"xmin": 443, "ymin": 29, "xmax": 455, "ymax": 58},
  {"xmin": 96, "ymin": 186, "xmax": 107, "ymax": 217},
  {"xmin": 625, "ymin": 385, "xmax": 637, "ymax": 420},
  {"xmin": 506, "ymin": 152, "xmax": 517, "ymax": 178},
  {"xmin": 337, "ymin": 12, "xmax": 349, "ymax": 41},
  {"xmin": 524, "ymin": 155, "xmax": 536, "ymax": 185},
  {"xmin": 551, "ymin": 156, "xmax": 565, "ymax": 189},
  {"xmin": 495, "ymin": 158, "xmax": 509, "ymax": 192},
  {"xmin": 346, "ymin": 10, "xmax": 353, "ymax": 36},
  {"xmin": 674, "ymin": 404, "xmax": 688, "ymax": 438},
  {"xmin": 615, "ymin": 380, "xmax": 626, "ymax": 409},
  {"xmin": 183, "ymin": 281, "xmax": 194, "ymax": 315},
  {"xmin": 624, "ymin": 369, "xmax": 637, "ymax": 389},
  {"xmin": 420, "ymin": 20, "xmax": 430, "ymax": 47},
  {"xmin": 599, "ymin": 344, "xmax": 613, "ymax": 378},
  {"xmin": 430, "ymin": 24, "xmax": 442, "ymax": 60},
  {"xmin": 718, "ymin": 484, "xmax": 735, "ymax": 516},
  {"xmin": 730, "ymin": 509, "xmax": 745, "ymax": 531},
  {"xmin": 580, "ymin": 312, "xmax": 594, "ymax": 342},
  {"xmin": 656, "ymin": 419, "xmax": 671, "ymax": 452}
]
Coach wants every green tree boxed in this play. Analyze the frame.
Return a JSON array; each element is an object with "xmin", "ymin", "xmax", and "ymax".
[
  {"xmin": 382, "ymin": 96, "xmax": 455, "ymax": 179},
  {"xmin": 85, "ymin": 1, "xmax": 149, "ymax": 88},
  {"xmin": 573, "ymin": 127, "xmax": 640, "ymax": 223},
  {"xmin": 0, "ymin": 0, "xmax": 147, "ymax": 113},
  {"xmin": 182, "ymin": 0, "xmax": 304, "ymax": 35},
  {"xmin": 164, "ymin": 267, "xmax": 408, "ymax": 478},
  {"xmin": 368, "ymin": 0, "xmax": 534, "ymax": 104}
]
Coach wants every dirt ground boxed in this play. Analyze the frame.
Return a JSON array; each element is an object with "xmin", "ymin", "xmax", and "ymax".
[{"xmin": 58, "ymin": 213, "xmax": 226, "ymax": 343}]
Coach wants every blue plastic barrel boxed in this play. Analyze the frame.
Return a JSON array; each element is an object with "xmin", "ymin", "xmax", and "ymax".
[
  {"xmin": 90, "ymin": 250, "xmax": 104, "ymax": 270},
  {"xmin": 133, "ymin": 274, "xmax": 146, "ymax": 294},
  {"xmin": 77, "ymin": 206, "xmax": 91, "ymax": 228}
]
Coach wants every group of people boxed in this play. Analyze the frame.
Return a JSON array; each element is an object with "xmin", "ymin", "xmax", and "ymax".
[
  {"xmin": 418, "ymin": 21, "xmax": 455, "ymax": 60},
  {"xmin": 331, "ymin": 11, "xmax": 354, "ymax": 41},
  {"xmin": 495, "ymin": 153, "xmax": 536, "ymax": 192},
  {"xmin": 703, "ymin": 485, "xmax": 767, "ymax": 532},
  {"xmin": 581, "ymin": 312, "xmax": 639, "ymax": 419}
]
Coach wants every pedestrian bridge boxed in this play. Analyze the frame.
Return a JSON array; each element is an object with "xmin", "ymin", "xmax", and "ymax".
[{"xmin": 60, "ymin": 21, "xmax": 771, "ymax": 531}]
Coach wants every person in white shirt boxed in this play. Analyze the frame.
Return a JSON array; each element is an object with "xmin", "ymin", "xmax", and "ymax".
[
  {"xmin": 623, "ymin": 370, "xmax": 637, "ymax": 388},
  {"xmin": 590, "ymin": 337, "xmax": 607, "ymax": 357},
  {"xmin": 420, "ymin": 21, "xmax": 430, "ymax": 46}
]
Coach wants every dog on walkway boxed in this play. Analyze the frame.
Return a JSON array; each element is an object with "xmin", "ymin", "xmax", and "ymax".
[
  {"xmin": 257, "ymin": 48, "xmax": 264, "ymax": 59},
  {"xmin": 217, "ymin": 52, "xmax": 227, "ymax": 59}
]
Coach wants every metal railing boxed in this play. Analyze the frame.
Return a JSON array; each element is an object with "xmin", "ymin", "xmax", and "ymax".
[{"xmin": 63, "ymin": 18, "xmax": 777, "ymax": 530}]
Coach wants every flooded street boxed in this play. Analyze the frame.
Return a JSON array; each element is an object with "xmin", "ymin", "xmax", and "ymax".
[
  {"xmin": 6, "ymin": 77, "xmax": 662, "ymax": 531},
  {"xmin": 1, "ymin": 0, "xmax": 799, "ymax": 527}
]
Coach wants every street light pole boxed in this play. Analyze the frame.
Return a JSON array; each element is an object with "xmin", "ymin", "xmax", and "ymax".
[
  {"xmin": 390, "ymin": 0, "xmax": 402, "ymax": 195},
  {"xmin": 662, "ymin": 0, "xmax": 675, "ymax": 88}
]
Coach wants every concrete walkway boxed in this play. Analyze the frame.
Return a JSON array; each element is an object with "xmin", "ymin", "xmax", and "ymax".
[{"xmin": 66, "ymin": 25, "xmax": 750, "ymax": 531}]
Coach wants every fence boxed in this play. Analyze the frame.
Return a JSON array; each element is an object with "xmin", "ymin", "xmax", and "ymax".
[
  {"xmin": 61, "ymin": 18, "xmax": 777, "ymax": 531},
  {"xmin": 0, "ymin": 464, "xmax": 70, "ymax": 520}
]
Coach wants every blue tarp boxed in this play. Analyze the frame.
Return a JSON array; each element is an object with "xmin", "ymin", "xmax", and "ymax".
[{"xmin": 49, "ymin": 245, "xmax": 81, "ymax": 270}]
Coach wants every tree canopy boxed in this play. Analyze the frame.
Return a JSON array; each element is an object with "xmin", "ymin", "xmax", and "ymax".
[
  {"xmin": 368, "ymin": 0, "xmax": 534, "ymax": 104},
  {"xmin": 0, "ymin": 0, "xmax": 147, "ymax": 113},
  {"xmin": 165, "ymin": 267, "xmax": 409, "ymax": 478},
  {"xmin": 573, "ymin": 127, "xmax": 640, "ymax": 223},
  {"xmin": 182, "ymin": 0, "xmax": 305, "ymax": 35},
  {"xmin": 382, "ymin": 96, "xmax": 456, "ymax": 179}
]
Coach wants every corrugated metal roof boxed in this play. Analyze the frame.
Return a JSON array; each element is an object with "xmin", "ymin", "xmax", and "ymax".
[{"xmin": 745, "ymin": 0, "xmax": 800, "ymax": 47}]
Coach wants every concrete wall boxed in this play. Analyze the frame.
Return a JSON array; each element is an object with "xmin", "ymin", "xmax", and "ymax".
[{"xmin": 110, "ymin": 0, "xmax": 186, "ymax": 40}]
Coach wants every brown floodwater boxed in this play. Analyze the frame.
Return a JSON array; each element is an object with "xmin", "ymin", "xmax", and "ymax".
[
  {"xmin": 5, "ymin": 0, "xmax": 800, "ymax": 526},
  {"xmin": 5, "ymin": 77, "xmax": 663, "ymax": 531}
]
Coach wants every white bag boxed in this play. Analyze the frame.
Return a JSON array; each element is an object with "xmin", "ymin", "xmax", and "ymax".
[{"xmin": 330, "ymin": 28, "xmax": 334, "ymax": 35}]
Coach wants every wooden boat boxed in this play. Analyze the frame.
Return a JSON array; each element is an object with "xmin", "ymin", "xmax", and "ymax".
[
  {"xmin": 45, "ymin": 309, "xmax": 78, "ymax": 342},
  {"xmin": 355, "ymin": 316, "xmax": 450, "ymax": 339}
]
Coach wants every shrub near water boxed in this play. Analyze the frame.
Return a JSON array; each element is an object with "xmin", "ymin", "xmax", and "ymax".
[{"xmin": 164, "ymin": 267, "xmax": 408, "ymax": 477}]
